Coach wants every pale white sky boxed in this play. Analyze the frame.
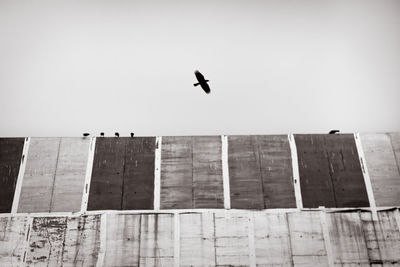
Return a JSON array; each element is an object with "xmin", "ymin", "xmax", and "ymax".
[{"xmin": 1, "ymin": 0, "xmax": 399, "ymax": 137}]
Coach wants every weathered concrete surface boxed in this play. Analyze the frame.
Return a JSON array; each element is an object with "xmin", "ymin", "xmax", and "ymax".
[
  {"xmin": 295, "ymin": 134, "xmax": 369, "ymax": 208},
  {"xmin": 288, "ymin": 212, "xmax": 329, "ymax": 266},
  {"xmin": 18, "ymin": 138, "xmax": 90, "ymax": 213},
  {"xmin": 0, "ymin": 216, "xmax": 29, "ymax": 267},
  {"xmin": 26, "ymin": 217, "xmax": 67, "ymax": 266},
  {"xmin": 62, "ymin": 215, "xmax": 101, "ymax": 267},
  {"xmin": 360, "ymin": 133, "xmax": 400, "ymax": 206},
  {"xmin": 254, "ymin": 213, "xmax": 293, "ymax": 266},
  {"xmin": 192, "ymin": 136, "xmax": 224, "ymax": 208},
  {"xmin": 88, "ymin": 138, "xmax": 126, "ymax": 210},
  {"xmin": 228, "ymin": 135, "xmax": 296, "ymax": 209},
  {"xmin": 104, "ymin": 214, "xmax": 141, "ymax": 267},
  {"xmin": 161, "ymin": 136, "xmax": 224, "ymax": 209},
  {"xmin": 360, "ymin": 210, "xmax": 400, "ymax": 265},
  {"xmin": 50, "ymin": 138, "xmax": 91, "ymax": 212},
  {"xmin": 180, "ymin": 213, "xmax": 215, "ymax": 266},
  {"xmin": 139, "ymin": 214, "xmax": 175, "ymax": 266},
  {"xmin": 327, "ymin": 212, "xmax": 370, "ymax": 266},
  {"xmin": 1, "ymin": 210, "xmax": 400, "ymax": 266},
  {"xmin": 228, "ymin": 136, "xmax": 264, "ymax": 209},
  {"xmin": 0, "ymin": 138, "xmax": 24, "ymax": 213},
  {"xmin": 88, "ymin": 137, "xmax": 156, "ymax": 211},
  {"xmin": 257, "ymin": 135, "xmax": 296, "ymax": 208},
  {"xmin": 123, "ymin": 137, "xmax": 156, "ymax": 210},
  {"xmin": 215, "ymin": 213, "xmax": 250, "ymax": 266},
  {"xmin": 18, "ymin": 138, "xmax": 60, "ymax": 213}
]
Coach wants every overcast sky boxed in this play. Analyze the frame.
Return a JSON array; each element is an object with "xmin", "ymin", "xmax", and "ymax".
[{"xmin": 1, "ymin": 0, "xmax": 399, "ymax": 137}]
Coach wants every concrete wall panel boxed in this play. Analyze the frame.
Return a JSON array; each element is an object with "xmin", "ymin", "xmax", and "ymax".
[
  {"xmin": 62, "ymin": 215, "xmax": 101, "ymax": 267},
  {"xmin": 160, "ymin": 136, "xmax": 193, "ymax": 209},
  {"xmin": 88, "ymin": 138, "xmax": 126, "ymax": 210},
  {"xmin": 0, "ymin": 216, "xmax": 29, "ymax": 267},
  {"xmin": 288, "ymin": 212, "xmax": 328, "ymax": 266},
  {"xmin": 51, "ymin": 138, "xmax": 90, "ymax": 212},
  {"xmin": 258, "ymin": 135, "xmax": 296, "ymax": 208},
  {"xmin": 360, "ymin": 211, "xmax": 400, "ymax": 265},
  {"xmin": 228, "ymin": 135, "xmax": 296, "ymax": 209},
  {"xmin": 228, "ymin": 136, "xmax": 264, "ymax": 209},
  {"xmin": 18, "ymin": 138, "xmax": 60, "ymax": 213},
  {"xmin": 0, "ymin": 138, "xmax": 24, "ymax": 213},
  {"xmin": 180, "ymin": 213, "xmax": 216, "ymax": 266},
  {"xmin": 139, "ymin": 214, "xmax": 174, "ymax": 266},
  {"xmin": 327, "ymin": 212, "xmax": 369, "ymax": 265},
  {"xmin": 123, "ymin": 137, "xmax": 155, "ymax": 210},
  {"xmin": 26, "ymin": 217, "xmax": 67, "ymax": 266},
  {"xmin": 161, "ymin": 136, "xmax": 223, "ymax": 209},
  {"xmin": 295, "ymin": 134, "xmax": 369, "ymax": 208},
  {"xmin": 360, "ymin": 133, "xmax": 400, "ymax": 206},
  {"xmin": 254, "ymin": 213, "xmax": 292, "ymax": 266},
  {"xmin": 215, "ymin": 213, "xmax": 250, "ymax": 266},
  {"xmin": 104, "ymin": 214, "xmax": 141, "ymax": 267},
  {"xmin": 193, "ymin": 136, "xmax": 224, "ymax": 208}
]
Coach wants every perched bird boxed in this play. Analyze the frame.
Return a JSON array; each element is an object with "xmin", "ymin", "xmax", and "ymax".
[
  {"xmin": 100, "ymin": 132, "xmax": 104, "ymax": 137},
  {"xmin": 193, "ymin": 70, "xmax": 211, "ymax": 94},
  {"xmin": 329, "ymin": 130, "xmax": 340, "ymax": 134},
  {"xmin": 115, "ymin": 132, "xmax": 119, "ymax": 137},
  {"xmin": 83, "ymin": 133, "xmax": 90, "ymax": 137},
  {"xmin": 130, "ymin": 133, "xmax": 134, "ymax": 138}
]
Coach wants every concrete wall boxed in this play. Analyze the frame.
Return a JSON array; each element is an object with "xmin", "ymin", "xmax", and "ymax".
[
  {"xmin": 1, "ymin": 133, "xmax": 400, "ymax": 214},
  {"xmin": 1, "ymin": 209, "xmax": 400, "ymax": 266}
]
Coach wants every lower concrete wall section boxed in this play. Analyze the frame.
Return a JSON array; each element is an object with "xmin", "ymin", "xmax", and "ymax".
[{"xmin": 1, "ymin": 209, "xmax": 400, "ymax": 267}]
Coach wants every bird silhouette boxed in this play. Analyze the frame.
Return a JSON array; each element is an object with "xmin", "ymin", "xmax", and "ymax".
[
  {"xmin": 115, "ymin": 132, "xmax": 119, "ymax": 137},
  {"xmin": 83, "ymin": 133, "xmax": 90, "ymax": 137},
  {"xmin": 130, "ymin": 133, "xmax": 134, "ymax": 138},
  {"xmin": 193, "ymin": 70, "xmax": 211, "ymax": 94},
  {"xmin": 329, "ymin": 130, "xmax": 340, "ymax": 134},
  {"xmin": 100, "ymin": 132, "xmax": 104, "ymax": 137}
]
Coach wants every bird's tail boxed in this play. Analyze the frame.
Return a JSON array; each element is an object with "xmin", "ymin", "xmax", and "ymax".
[{"xmin": 193, "ymin": 83, "xmax": 200, "ymax": 87}]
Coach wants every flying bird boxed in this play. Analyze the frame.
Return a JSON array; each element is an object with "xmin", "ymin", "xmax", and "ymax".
[
  {"xmin": 329, "ymin": 130, "xmax": 340, "ymax": 134},
  {"xmin": 193, "ymin": 70, "xmax": 211, "ymax": 94}
]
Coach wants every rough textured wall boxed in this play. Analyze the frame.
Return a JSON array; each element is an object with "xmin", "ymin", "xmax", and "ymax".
[
  {"xmin": 1, "ymin": 210, "xmax": 400, "ymax": 266},
  {"xmin": 160, "ymin": 136, "xmax": 224, "ymax": 209},
  {"xmin": 1, "ymin": 133, "xmax": 400, "ymax": 214},
  {"xmin": 0, "ymin": 138, "xmax": 24, "ymax": 213},
  {"xmin": 88, "ymin": 137, "xmax": 156, "ymax": 210},
  {"xmin": 295, "ymin": 134, "xmax": 369, "ymax": 208},
  {"xmin": 228, "ymin": 135, "xmax": 296, "ymax": 209},
  {"xmin": 18, "ymin": 138, "xmax": 90, "ymax": 213}
]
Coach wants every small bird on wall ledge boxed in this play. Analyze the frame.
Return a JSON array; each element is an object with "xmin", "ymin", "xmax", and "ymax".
[{"xmin": 193, "ymin": 70, "xmax": 211, "ymax": 94}]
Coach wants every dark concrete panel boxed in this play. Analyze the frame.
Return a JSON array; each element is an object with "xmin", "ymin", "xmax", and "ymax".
[
  {"xmin": 228, "ymin": 136, "xmax": 264, "ymax": 209},
  {"xmin": 0, "ymin": 138, "xmax": 24, "ymax": 213},
  {"xmin": 258, "ymin": 135, "xmax": 296, "ymax": 208},
  {"xmin": 88, "ymin": 138, "xmax": 126, "ymax": 210},
  {"xmin": 295, "ymin": 134, "xmax": 368, "ymax": 208},
  {"xmin": 295, "ymin": 135, "xmax": 336, "ymax": 208},
  {"xmin": 325, "ymin": 135, "xmax": 369, "ymax": 207},
  {"xmin": 192, "ymin": 136, "xmax": 224, "ymax": 208},
  {"xmin": 122, "ymin": 137, "xmax": 156, "ymax": 210},
  {"xmin": 160, "ymin": 136, "xmax": 193, "ymax": 209}
]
